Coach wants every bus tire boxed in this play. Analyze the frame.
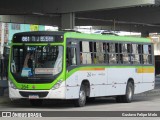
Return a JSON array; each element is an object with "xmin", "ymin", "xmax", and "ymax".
[
  {"xmin": 116, "ymin": 82, "xmax": 134, "ymax": 103},
  {"xmin": 74, "ymin": 84, "xmax": 86, "ymax": 107},
  {"xmin": 30, "ymin": 99, "xmax": 43, "ymax": 106}
]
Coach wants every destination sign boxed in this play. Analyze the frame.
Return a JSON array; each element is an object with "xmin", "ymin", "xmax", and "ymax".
[
  {"xmin": 13, "ymin": 35, "xmax": 63, "ymax": 43},
  {"xmin": 21, "ymin": 36, "xmax": 55, "ymax": 42}
]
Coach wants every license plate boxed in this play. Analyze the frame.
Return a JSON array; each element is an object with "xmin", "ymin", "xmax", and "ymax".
[{"xmin": 29, "ymin": 95, "xmax": 39, "ymax": 99}]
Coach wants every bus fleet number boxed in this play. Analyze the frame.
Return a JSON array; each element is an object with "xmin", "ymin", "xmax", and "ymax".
[{"xmin": 21, "ymin": 85, "xmax": 29, "ymax": 89}]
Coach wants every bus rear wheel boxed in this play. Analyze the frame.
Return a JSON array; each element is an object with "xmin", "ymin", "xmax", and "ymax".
[
  {"xmin": 30, "ymin": 99, "xmax": 43, "ymax": 106},
  {"xmin": 116, "ymin": 82, "xmax": 134, "ymax": 103},
  {"xmin": 74, "ymin": 85, "xmax": 86, "ymax": 107}
]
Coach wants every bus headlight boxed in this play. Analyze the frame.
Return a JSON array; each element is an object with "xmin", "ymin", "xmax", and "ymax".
[
  {"xmin": 52, "ymin": 80, "xmax": 63, "ymax": 90},
  {"xmin": 9, "ymin": 81, "xmax": 16, "ymax": 89}
]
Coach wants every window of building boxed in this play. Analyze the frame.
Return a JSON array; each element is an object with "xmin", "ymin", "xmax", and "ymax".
[{"xmin": 11, "ymin": 23, "xmax": 21, "ymax": 30}]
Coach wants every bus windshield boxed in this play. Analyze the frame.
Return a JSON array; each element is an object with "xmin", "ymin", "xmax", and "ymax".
[{"xmin": 11, "ymin": 45, "xmax": 63, "ymax": 77}]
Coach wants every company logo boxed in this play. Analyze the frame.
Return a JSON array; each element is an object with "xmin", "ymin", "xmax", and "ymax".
[{"xmin": 32, "ymin": 85, "xmax": 35, "ymax": 89}]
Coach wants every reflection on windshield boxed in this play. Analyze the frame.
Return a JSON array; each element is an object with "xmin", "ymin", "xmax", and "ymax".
[{"xmin": 11, "ymin": 45, "xmax": 63, "ymax": 77}]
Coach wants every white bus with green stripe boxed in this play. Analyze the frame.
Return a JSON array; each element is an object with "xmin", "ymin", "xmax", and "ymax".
[{"xmin": 8, "ymin": 31, "xmax": 155, "ymax": 107}]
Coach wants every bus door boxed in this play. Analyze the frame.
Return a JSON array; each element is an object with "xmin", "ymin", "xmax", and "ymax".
[
  {"xmin": 66, "ymin": 40, "xmax": 79, "ymax": 98},
  {"xmin": 142, "ymin": 44, "xmax": 154, "ymax": 90},
  {"xmin": 131, "ymin": 44, "xmax": 142, "ymax": 93}
]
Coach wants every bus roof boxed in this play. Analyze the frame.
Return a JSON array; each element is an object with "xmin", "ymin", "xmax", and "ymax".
[{"xmin": 64, "ymin": 32, "xmax": 152, "ymax": 43}]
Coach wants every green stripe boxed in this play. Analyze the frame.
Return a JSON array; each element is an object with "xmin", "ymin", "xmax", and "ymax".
[{"xmin": 64, "ymin": 32, "xmax": 151, "ymax": 43}]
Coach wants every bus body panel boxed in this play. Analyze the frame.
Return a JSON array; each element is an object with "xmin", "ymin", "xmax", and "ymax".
[{"xmin": 65, "ymin": 66, "xmax": 154, "ymax": 98}]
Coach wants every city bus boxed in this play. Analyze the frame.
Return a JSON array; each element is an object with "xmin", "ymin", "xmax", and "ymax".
[{"xmin": 8, "ymin": 31, "xmax": 155, "ymax": 107}]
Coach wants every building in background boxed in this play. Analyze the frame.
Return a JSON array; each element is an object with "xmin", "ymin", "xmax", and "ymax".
[
  {"xmin": 0, "ymin": 23, "xmax": 45, "ymax": 87},
  {"xmin": 150, "ymin": 34, "xmax": 160, "ymax": 76},
  {"xmin": 8, "ymin": 23, "xmax": 45, "ymax": 44},
  {"xmin": 0, "ymin": 23, "xmax": 45, "ymax": 46}
]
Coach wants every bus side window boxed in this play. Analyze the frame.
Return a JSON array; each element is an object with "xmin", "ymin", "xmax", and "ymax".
[
  {"xmin": 122, "ymin": 43, "xmax": 130, "ymax": 64},
  {"xmin": 138, "ymin": 45, "xmax": 143, "ymax": 64},
  {"xmin": 103, "ymin": 42, "xmax": 109, "ymax": 64},
  {"xmin": 131, "ymin": 44, "xmax": 140, "ymax": 64},
  {"xmin": 81, "ymin": 41, "xmax": 92, "ymax": 64},
  {"xmin": 143, "ymin": 44, "xmax": 152, "ymax": 64},
  {"xmin": 109, "ymin": 43, "xmax": 117, "ymax": 64},
  {"xmin": 148, "ymin": 45, "xmax": 152, "ymax": 64},
  {"xmin": 119, "ymin": 44, "xmax": 122, "ymax": 64},
  {"xmin": 96, "ymin": 42, "xmax": 105, "ymax": 64}
]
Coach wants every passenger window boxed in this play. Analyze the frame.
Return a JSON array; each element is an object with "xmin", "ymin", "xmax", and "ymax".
[
  {"xmin": 143, "ymin": 45, "xmax": 152, "ymax": 64},
  {"xmin": 131, "ymin": 44, "xmax": 140, "ymax": 64},
  {"xmin": 138, "ymin": 45, "xmax": 143, "ymax": 64},
  {"xmin": 95, "ymin": 42, "xmax": 105, "ymax": 64},
  {"xmin": 103, "ymin": 43, "xmax": 109, "ymax": 63},
  {"xmin": 148, "ymin": 45, "xmax": 152, "ymax": 64},
  {"xmin": 80, "ymin": 41, "xmax": 92, "ymax": 64},
  {"xmin": 109, "ymin": 43, "xmax": 118, "ymax": 64},
  {"xmin": 122, "ymin": 44, "xmax": 130, "ymax": 64}
]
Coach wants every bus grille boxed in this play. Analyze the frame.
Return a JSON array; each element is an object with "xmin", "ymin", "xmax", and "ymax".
[{"xmin": 19, "ymin": 91, "xmax": 49, "ymax": 97}]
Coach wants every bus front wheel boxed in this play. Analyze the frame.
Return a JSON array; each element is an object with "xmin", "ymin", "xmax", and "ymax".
[{"xmin": 74, "ymin": 85, "xmax": 86, "ymax": 107}]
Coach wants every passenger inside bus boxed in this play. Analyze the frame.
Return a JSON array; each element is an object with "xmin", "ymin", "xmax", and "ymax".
[{"xmin": 23, "ymin": 52, "xmax": 34, "ymax": 68}]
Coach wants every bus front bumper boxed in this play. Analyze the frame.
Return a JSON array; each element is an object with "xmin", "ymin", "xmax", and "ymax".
[{"xmin": 9, "ymin": 87, "xmax": 66, "ymax": 99}]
